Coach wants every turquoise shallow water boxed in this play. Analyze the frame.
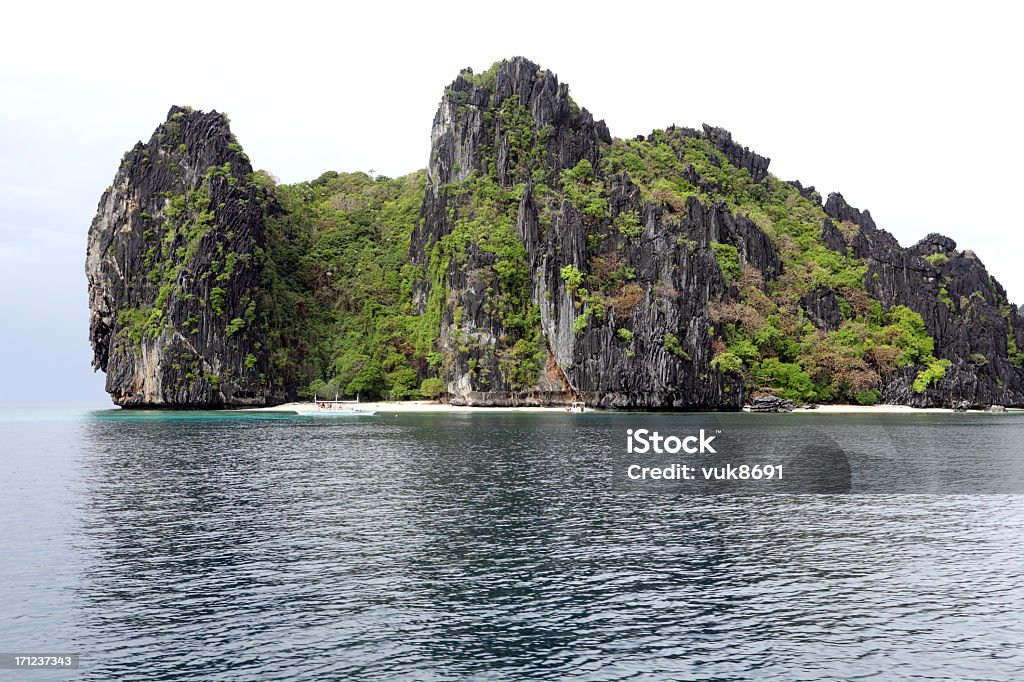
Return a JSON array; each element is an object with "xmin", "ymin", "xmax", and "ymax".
[{"xmin": 2, "ymin": 407, "xmax": 1024, "ymax": 680}]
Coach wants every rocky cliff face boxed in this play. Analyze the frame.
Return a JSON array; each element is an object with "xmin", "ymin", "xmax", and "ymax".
[
  {"xmin": 87, "ymin": 106, "xmax": 282, "ymax": 407},
  {"xmin": 821, "ymin": 193, "xmax": 1024, "ymax": 406},
  {"xmin": 409, "ymin": 57, "xmax": 1024, "ymax": 408},
  {"xmin": 410, "ymin": 59, "xmax": 774, "ymax": 408}
]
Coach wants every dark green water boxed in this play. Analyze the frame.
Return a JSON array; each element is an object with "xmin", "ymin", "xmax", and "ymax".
[{"xmin": 3, "ymin": 408, "xmax": 1024, "ymax": 680}]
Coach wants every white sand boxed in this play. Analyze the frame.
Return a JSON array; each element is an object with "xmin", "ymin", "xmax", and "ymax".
[
  {"xmin": 791, "ymin": 404, "xmax": 967, "ymax": 414},
  {"xmin": 249, "ymin": 401, "xmax": 1020, "ymax": 415},
  {"xmin": 250, "ymin": 400, "xmax": 569, "ymax": 414}
]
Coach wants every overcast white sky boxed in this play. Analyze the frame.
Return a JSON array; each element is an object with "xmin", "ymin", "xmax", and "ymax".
[{"xmin": 1, "ymin": 0, "xmax": 1021, "ymax": 403}]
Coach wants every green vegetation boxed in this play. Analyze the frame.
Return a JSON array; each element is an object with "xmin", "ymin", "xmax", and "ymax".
[
  {"xmin": 711, "ymin": 352, "xmax": 743, "ymax": 374},
  {"xmin": 1008, "ymin": 332, "xmax": 1024, "ymax": 368},
  {"xmin": 458, "ymin": 61, "xmax": 501, "ymax": 91},
  {"xmin": 560, "ymin": 264, "xmax": 584, "ymax": 291},
  {"xmin": 226, "ymin": 317, "xmax": 246, "ymax": 337},
  {"xmin": 602, "ymin": 135, "xmax": 697, "ymax": 211},
  {"xmin": 262, "ymin": 170, "xmax": 429, "ymax": 400},
  {"xmin": 710, "ymin": 242, "xmax": 740, "ymax": 285},
  {"xmin": 707, "ymin": 301, "xmax": 946, "ymax": 402},
  {"xmin": 925, "ymin": 252, "xmax": 949, "ymax": 267},
  {"xmin": 117, "ymin": 307, "xmax": 161, "ymax": 344},
  {"xmin": 561, "ymin": 160, "xmax": 609, "ymax": 220},
  {"xmin": 419, "ymin": 377, "xmax": 446, "ymax": 399},
  {"xmin": 913, "ymin": 358, "xmax": 951, "ymax": 393},
  {"xmin": 615, "ymin": 210, "xmax": 643, "ymax": 239},
  {"xmin": 751, "ymin": 358, "xmax": 816, "ymax": 401},
  {"xmin": 573, "ymin": 310, "xmax": 591, "ymax": 335},
  {"xmin": 663, "ymin": 332, "xmax": 689, "ymax": 360},
  {"xmin": 210, "ymin": 287, "xmax": 227, "ymax": 316},
  {"xmin": 854, "ymin": 388, "xmax": 881, "ymax": 405}
]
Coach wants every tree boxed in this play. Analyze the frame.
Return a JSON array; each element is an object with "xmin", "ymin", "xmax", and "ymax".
[
  {"xmin": 346, "ymin": 361, "xmax": 385, "ymax": 397},
  {"xmin": 420, "ymin": 377, "xmax": 446, "ymax": 399}
]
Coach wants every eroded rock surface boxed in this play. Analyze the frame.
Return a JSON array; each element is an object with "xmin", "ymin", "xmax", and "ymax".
[{"xmin": 87, "ymin": 107, "xmax": 282, "ymax": 407}]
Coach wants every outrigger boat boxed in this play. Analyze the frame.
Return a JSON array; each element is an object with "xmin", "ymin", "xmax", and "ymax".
[{"xmin": 309, "ymin": 395, "xmax": 377, "ymax": 416}]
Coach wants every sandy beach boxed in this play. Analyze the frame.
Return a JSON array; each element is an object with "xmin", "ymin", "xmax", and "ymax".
[
  {"xmin": 249, "ymin": 401, "xmax": 1021, "ymax": 415},
  {"xmin": 789, "ymin": 404, "xmax": 1003, "ymax": 414},
  {"xmin": 251, "ymin": 400, "xmax": 560, "ymax": 414}
]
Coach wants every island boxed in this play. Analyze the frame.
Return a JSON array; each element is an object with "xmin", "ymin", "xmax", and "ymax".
[{"xmin": 86, "ymin": 57, "xmax": 1024, "ymax": 410}]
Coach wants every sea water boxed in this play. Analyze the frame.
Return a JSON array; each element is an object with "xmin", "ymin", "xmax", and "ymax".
[{"xmin": 2, "ymin": 407, "xmax": 1023, "ymax": 680}]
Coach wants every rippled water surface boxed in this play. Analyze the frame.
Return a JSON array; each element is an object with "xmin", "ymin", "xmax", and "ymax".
[{"xmin": 3, "ymin": 407, "xmax": 1024, "ymax": 680}]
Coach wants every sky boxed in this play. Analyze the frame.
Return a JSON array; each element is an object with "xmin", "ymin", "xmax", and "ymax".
[{"xmin": 1, "ymin": 0, "xmax": 1021, "ymax": 403}]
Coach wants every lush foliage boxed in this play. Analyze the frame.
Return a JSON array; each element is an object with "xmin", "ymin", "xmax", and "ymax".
[
  {"xmin": 262, "ymin": 170, "xmax": 428, "ymax": 400},
  {"xmin": 913, "ymin": 358, "xmax": 951, "ymax": 393},
  {"xmin": 419, "ymin": 377, "xmax": 447, "ymax": 399},
  {"xmin": 710, "ymin": 242, "xmax": 740, "ymax": 285}
]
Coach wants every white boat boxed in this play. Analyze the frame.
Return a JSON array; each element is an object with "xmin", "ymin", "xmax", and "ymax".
[
  {"xmin": 309, "ymin": 397, "xmax": 376, "ymax": 416},
  {"xmin": 567, "ymin": 401, "xmax": 585, "ymax": 413}
]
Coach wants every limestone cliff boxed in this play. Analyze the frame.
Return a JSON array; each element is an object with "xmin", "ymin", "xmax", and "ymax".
[
  {"xmin": 821, "ymin": 193, "xmax": 1024, "ymax": 406},
  {"xmin": 87, "ymin": 106, "xmax": 282, "ymax": 407},
  {"xmin": 409, "ymin": 57, "xmax": 1024, "ymax": 408},
  {"xmin": 409, "ymin": 59, "xmax": 782, "ymax": 407}
]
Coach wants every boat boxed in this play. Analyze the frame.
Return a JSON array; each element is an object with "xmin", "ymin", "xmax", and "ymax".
[
  {"xmin": 309, "ymin": 396, "xmax": 377, "ymax": 416},
  {"xmin": 567, "ymin": 401, "xmax": 586, "ymax": 413}
]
